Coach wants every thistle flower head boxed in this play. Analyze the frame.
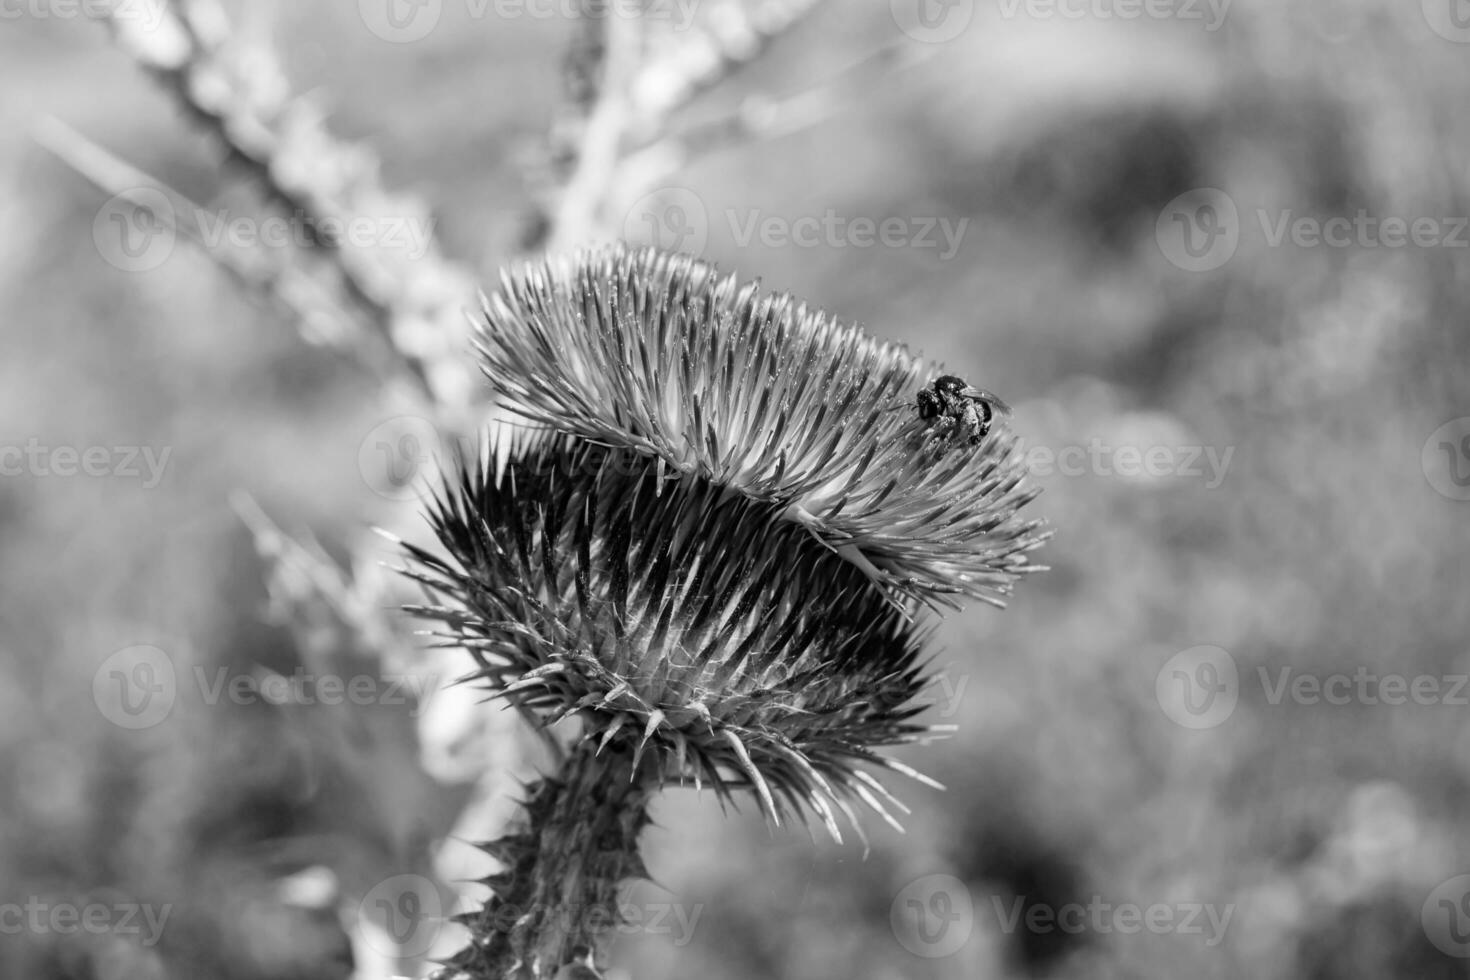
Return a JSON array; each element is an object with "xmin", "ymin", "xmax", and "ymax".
[
  {"xmin": 404, "ymin": 439, "xmax": 934, "ymax": 837},
  {"xmin": 405, "ymin": 244, "xmax": 1047, "ymax": 838},
  {"xmin": 476, "ymin": 244, "xmax": 1047, "ymax": 607}
]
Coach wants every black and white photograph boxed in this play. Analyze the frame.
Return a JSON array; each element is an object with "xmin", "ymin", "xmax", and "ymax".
[{"xmin": 3, "ymin": 1, "xmax": 1469, "ymax": 977}]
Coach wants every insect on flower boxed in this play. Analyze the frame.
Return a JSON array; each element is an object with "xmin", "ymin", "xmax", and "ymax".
[{"xmin": 916, "ymin": 375, "xmax": 1012, "ymax": 446}]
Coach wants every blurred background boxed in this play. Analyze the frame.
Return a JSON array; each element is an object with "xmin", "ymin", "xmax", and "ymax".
[{"xmin": 4, "ymin": 0, "xmax": 1470, "ymax": 977}]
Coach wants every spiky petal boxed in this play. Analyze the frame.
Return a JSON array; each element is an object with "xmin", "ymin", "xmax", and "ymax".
[{"xmin": 475, "ymin": 244, "xmax": 1047, "ymax": 606}]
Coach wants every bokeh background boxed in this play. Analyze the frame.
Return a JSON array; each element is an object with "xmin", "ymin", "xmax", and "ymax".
[{"xmin": 4, "ymin": 0, "xmax": 1470, "ymax": 977}]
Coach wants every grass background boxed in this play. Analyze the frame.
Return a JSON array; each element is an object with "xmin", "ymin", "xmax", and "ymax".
[{"xmin": 3, "ymin": 1, "xmax": 1470, "ymax": 977}]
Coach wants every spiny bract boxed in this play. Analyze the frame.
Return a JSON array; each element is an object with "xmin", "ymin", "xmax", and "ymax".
[{"xmin": 403, "ymin": 439, "xmax": 939, "ymax": 839}]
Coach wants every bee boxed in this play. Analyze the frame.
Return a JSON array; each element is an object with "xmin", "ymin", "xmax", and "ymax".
[{"xmin": 915, "ymin": 375, "xmax": 1011, "ymax": 446}]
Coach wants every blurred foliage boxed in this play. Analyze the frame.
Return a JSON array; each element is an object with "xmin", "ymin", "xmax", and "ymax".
[{"xmin": 3, "ymin": 0, "xmax": 1470, "ymax": 978}]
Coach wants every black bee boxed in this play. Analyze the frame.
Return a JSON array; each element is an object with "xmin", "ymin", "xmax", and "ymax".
[{"xmin": 916, "ymin": 375, "xmax": 1011, "ymax": 445}]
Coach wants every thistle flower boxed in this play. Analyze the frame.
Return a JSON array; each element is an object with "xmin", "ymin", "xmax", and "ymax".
[
  {"xmin": 402, "ymin": 244, "xmax": 1047, "ymax": 979},
  {"xmin": 476, "ymin": 245, "xmax": 1046, "ymax": 607}
]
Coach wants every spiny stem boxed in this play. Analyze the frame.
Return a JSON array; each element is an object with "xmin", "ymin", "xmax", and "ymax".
[{"xmin": 444, "ymin": 739, "xmax": 655, "ymax": 979}]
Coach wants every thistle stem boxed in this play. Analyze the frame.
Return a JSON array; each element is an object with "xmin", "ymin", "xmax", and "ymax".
[{"xmin": 446, "ymin": 739, "xmax": 654, "ymax": 979}]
